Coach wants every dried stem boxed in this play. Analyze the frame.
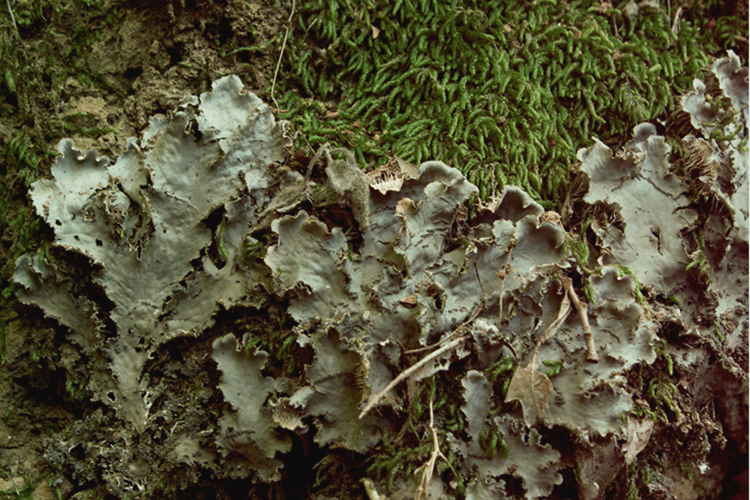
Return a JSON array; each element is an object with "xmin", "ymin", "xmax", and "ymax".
[
  {"xmin": 414, "ymin": 401, "xmax": 452, "ymax": 500},
  {"xmin": 403, "ymin": 284, "xmax": 486, "ymax": 356},
  {"xmin": 6, "ymin": 0, "xmax": 17, "ymax": 32},
  {"xmin": 359, "ymin": 334, "xmax": 469, "ymax": 419},
  {"xmin": 563, "ymin": 277, "xmax": 599, "ymax": 363},
  {"xmin": 270, "ymin": 0, "xmax": 296, "ymax": 109},
  {"xmin": 359, "ymin": 306, "xmax": 482, "ymax": 418},
  {"xmin": 402, "ymin": 336, "xmax": 455, "ymax": 355}
]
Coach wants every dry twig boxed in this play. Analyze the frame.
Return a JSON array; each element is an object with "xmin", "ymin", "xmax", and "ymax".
[
  {"xmin": 414, "ymin": 401, "xmax": 452, "ymax": 500},
  {"xmin": 270, "ymin": 0, "xmax": 296, "ymax": 109},
  {"xmin": 359, "ymin": 306, "xmax": 482, "ymax": 419},
  {"xmin": 562, "ymin": 277, "xmax": 599, "ymax": 362},
  {"xmin": 6, "ymin": 0, "xmax": 16, "ymax": 32},
  {"xmin": 359, "ymin": 334, "xmax": 469, "ymax": 419}
]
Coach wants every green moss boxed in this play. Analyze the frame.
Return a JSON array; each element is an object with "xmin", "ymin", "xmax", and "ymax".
[
  {"xmin": 64, "ymin": 377, "xmax": 89, "ymax": 402},
  {"xmin": 542, "ymin": 358, "xmax": 564, "ymax": 377},
  {"xmin": 583, "ymin": 279, "xmax": 596, "ymax": 304},
  {"xmin": 685, "ymin": 251, "xmax": 709, "ymax": 273},
  {"xmin": 713, "ymin": 321, "xmax": 725, "ymax": 342},
  {"xmin": 624, "ymin": 459, "xmax": 654, "ymax": 500},
  {"xmin": 648, "ymin": 378, "xmax": 678, "ymax": 408},
  {"xmin": 616, "ymin": 266, "xmax": 646, "ymax": 303},
  {"xmin": 272, "ymin": 0, "xmax": 741, "ymax": 211},
  {"xmin": 363, "ymin": 371, "xmax": 467, "ymax": 493},
  {"xmin": 238, "ymin": 306, "xmax": 304, "ymax": 380},
  {"xmin": 654, "ymin": 337, "xmax": 675, "ymax": 376},
  {"xmin": 0, "ymin": 130, "xmax": 53, "ymax": 302},
  {"xmin": 241, "ymin": 238, "xmax": 268, "ymax": 263},
  {"xmin": 631, "ymin": 403, "xmax": 661, "ymax": 423}
]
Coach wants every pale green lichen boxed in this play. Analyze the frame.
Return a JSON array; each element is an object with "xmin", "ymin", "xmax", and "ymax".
[{"xmin": 14, "ymin": 50, "xmax": 749, "ymax": 499}]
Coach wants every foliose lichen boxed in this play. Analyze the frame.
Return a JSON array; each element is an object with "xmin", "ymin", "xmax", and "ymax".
[{"xmin": 14, "ymin": 51, "xmax": 748, "ymax": 499}]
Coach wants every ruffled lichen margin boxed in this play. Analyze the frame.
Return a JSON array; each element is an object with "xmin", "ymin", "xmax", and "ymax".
[{"xmin": 11, "ymin": 48, "xmax": 748, "ymax": 499}]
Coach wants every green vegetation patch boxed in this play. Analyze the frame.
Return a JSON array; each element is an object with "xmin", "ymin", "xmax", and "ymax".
[{"xmin": 275, "ymin": 0, "xmax": 745, "ymax": 209}]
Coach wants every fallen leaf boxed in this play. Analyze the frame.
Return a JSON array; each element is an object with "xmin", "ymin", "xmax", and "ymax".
[
  {"xmin": 505, "ymin": 353, "xmax": 554, "ymax": 426},
  {"xmin": 623, "ymin": 415, "xmax": 653, "ymax": 465},
  {"xmin": 504, "ymin": 293, "xmax": 569, "ymax": 426}
]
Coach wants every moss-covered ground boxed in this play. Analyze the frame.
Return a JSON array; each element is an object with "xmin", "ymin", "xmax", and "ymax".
[
  {"xmin": 0, "ymin": 0, "xmax": 746, "ymax": 498},
  {"xmin": 277, "ymin": 0, "xmax": 745, "ymax": 208}
]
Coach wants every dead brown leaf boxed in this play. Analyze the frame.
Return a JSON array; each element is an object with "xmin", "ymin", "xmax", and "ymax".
[
  {"xmin": 394, "ymin": 157, "xmax": 419, "ymax": 179},
  {"xmin": 504, "ymin": 292, "xmax": 570, "ymax": 425},
  {"xmin": 505, "ymin": 350, "xmax": 554, "ymax": 426},
  {"xmin": 623, "ymin": 415, "xmax": 653, "ymax": 465}
]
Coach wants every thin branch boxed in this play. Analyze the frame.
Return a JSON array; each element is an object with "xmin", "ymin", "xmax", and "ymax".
[
  {"xmin": 362, "ymin": 479, "xmax": 386, "ymax": 500},
  {"xmin": 562, "ymin": 277, "xmax": 599, "ymax": 363},
  {"xmin": 359, "ymin": 303, "xmax": 484, "ymax": 418},
  {"xmin": 414, "ymin": 401, "xmax": 453, "ymax": 500},
  {"xmin": 402, "ymin": 336, "xmax": 454, "ymax": 355},
  {"xmin": 359, "ymin": 334, "xmax": 469, "ymax": 419},
  {"xmin": 403, "ymin": 303, "xmax": 482, "ymax": 356},
  {"xmin": 6, "ymin": 0, "xmax": 17, "ymax": 32},
  {"xmin": 270, "ymin": 0, "xmax": 296, "ymax": 110},
  {"xmin": 537, "ymin": 291, "xmax": 571, "ymax": 346}
]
